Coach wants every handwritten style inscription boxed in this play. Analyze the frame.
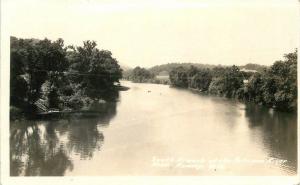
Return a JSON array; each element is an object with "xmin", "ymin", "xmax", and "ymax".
[{"xmin": 152, "ymin": 157, "xmax": 287, "ymax": 171}]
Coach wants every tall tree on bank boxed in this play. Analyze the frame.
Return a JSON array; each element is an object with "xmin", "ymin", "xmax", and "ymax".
[
  {"xmin": 169, "ymin": 66, "xmax": 189, "ymax": 87},
  {"xmin": 10, "ymin": 37, "xmax": 68, "ymax": 112},
  {"xmin": 67, "ymin": 40, "xmax": 122, "ymax": 100},
  {"xmin": 264, "ymin": 50, "xmax": 297, "ymax": 111}
]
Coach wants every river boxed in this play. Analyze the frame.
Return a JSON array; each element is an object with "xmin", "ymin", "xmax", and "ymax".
[{"xmin": 10, "ymin": 81, "xmax": 297, "ymax": 176}]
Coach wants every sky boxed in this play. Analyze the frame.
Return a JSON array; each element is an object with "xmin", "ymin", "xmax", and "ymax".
[{"xmin": 3, "ymin": 0, "xmax": 299, "ymax": 68}]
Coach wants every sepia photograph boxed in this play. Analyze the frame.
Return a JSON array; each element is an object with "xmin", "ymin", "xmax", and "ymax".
[{"xmin": 0, "ymin": 0, "xmax": 299, "ymax": 184}]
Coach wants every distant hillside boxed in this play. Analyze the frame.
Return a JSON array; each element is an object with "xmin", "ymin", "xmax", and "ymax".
[
  {"xmin": 148, "ymin": 63, "xmax": 267, "ymax": 75},
  {"xmin": 239, "ymin": 63, "xmax": 268, "ymax": 72},
  {"xmin": 122, "ymin": 68, "xmax": 133, "ymax": 79},
  {"xmin": 120, "ymin": 63, "xmax": 132, "ymax": 71},
  {"xmin": 120, "ymin": 63, "xmax": 133, "ymax": 79},
  {"xmin": 148, "ymin": 63, "xmax": 221, "ymax": 75}
]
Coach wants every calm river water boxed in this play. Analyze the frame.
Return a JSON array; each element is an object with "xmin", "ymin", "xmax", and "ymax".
[{"xmin": 10, "ymin": 81, "xmax": 297, "ymax": 176}]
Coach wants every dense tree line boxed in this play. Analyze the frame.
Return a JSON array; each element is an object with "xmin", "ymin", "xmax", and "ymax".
[
  {"xmin": 124, "ymin": 62, "xmax": 266, "ymax": 85},
  {"xmin": 10, "ymin": 37, "xmax": 122, "ymax": 118},
  {"xmin": 169, "ymin": 50, "xmax": 297, "ymax": 112},
  {"xmin": 125, "ymin": 66, "xmax": 170, "ymax": 84},
  {"xmin": 127, "ymin": 66, "xmax": 154, "ymax": 83},
  {"xmin": 148, "ymin": 62, "xmax": 266, "ymax": 76}
]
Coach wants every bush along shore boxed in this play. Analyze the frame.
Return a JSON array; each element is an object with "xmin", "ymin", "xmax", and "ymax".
[
  {"xmin": 10, "ymin": 37, "xmax": 124, "ymax": 120},
  {"xmin": 168, "ymin": 50, "xmax": 297, "ymax": 112}
]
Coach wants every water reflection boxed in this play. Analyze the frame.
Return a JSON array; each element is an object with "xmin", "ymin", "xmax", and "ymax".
[
  {"xmin": 10, "ymin": 82, "xmax": 298, "ymax": 176},
  {"xmin": 244, "ymin": 103, "xmax": 297, "ymax": 174},
  {"xmin": 10, "ymin": 101, "xmax": 118, "ymax": 176}
]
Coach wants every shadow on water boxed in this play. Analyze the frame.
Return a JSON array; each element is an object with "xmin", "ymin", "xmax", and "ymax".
[
  {"xmin": 10, "ymin": 100, "xmax": 118, "ymax": 176},
  {"xmin": 244, "ymin": 103, "xmax": 297, "ymax": 174},
  {"xmin": 181, "ymin": 89, "xmax": 297, "ymax": 175}
]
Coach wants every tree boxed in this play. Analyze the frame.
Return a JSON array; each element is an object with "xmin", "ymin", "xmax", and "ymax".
[
  {"xmin": 208, "ymin": 77, "xmax": 225, "ymax": 95},
  {"xmin": 10, "ymin": 37, "xmax": 29, "ymax": 108},
  {"xmin": 245, "ymin": 49, "xmax": 297, "ymax": 111},
  {"xmin": 10, "ymin": 37, "xmax": 69, "ymax": 111},
  {"xmin": 271, "ymin": 50, "xmax": 297, "ymax": 111},
  {"xmin": 246, "ymin": 73, "xmax": 264, "ymax": 103},
  {"xmin": 190, "ymin": 68, "xmax": 212, "ymax": 91},
  {"xmin": 222, "ymin": 65, "xmax": 244, "ymax": 98},
  {"xmin": 130, "ymin": 66, "xmax": 154, "ymax": 83},
  {"xmin": 169, "ymin": 66, "xmax": 189, "ymax": 88},
  {"xmin": 186, "ymin": 65, "xmax": 198, "ymax": 86},
  {"xmin": 10, "ymin": 37, "xmax": 122, "ymax": 117},
  {"xmin": 208, "ymin": 66, "xmax": 243, "ymax": 97},
  {"xmin": 67, "ymin": 40, "xmax": 122, "ymax": 100}
]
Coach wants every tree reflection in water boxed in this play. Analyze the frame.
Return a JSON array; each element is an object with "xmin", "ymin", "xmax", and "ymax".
[
  {"xmin": 244, "ymin": 103, "xmax": 297, "ymax": 174},
  {"xmin": 10, "ymin": 101, "xmax": 118, "ymax": 176}
]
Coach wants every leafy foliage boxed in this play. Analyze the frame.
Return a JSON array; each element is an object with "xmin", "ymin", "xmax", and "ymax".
[
  {"xmin": 67, "ymin": 40, "xmax": 122, "ymax": 99},
  {"xmin": 169, "ymin": 66, "xmax": 189, "ymax": 88},
  {"xmin": 128, "ymin": 66, "xmax": 155, "ymax": 83},
  {"xmin": 10, "ymin": 37, "xmax": 69, "ymax": 114},
  {"xmin": 10, "ymin": 37, "xmax": 122, "ymax": 117},
  {"xmin": 169, "ymin": 50, "xmax": 297, "ymax": 112}
]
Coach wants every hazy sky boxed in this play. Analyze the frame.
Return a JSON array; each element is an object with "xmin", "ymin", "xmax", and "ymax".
[{"xmin": 3, "ymin": 0, "xmax": 299, "ymax": 68}]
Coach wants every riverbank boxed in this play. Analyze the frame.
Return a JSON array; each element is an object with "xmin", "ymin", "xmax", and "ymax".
[
  {"xmin": 10, "ymin": 37, "xmax": 124, "ymax": 121},
  {"xmin": 126, "ymin": 78, "xmax": 170, "ymax": 85},
  {"xmin": 10, "ymin": 85, "xmax": 129, "ymax": 121},
  {"xmin": 169, "ymin": 51, "xmax": 297, "ymax": 112}
]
